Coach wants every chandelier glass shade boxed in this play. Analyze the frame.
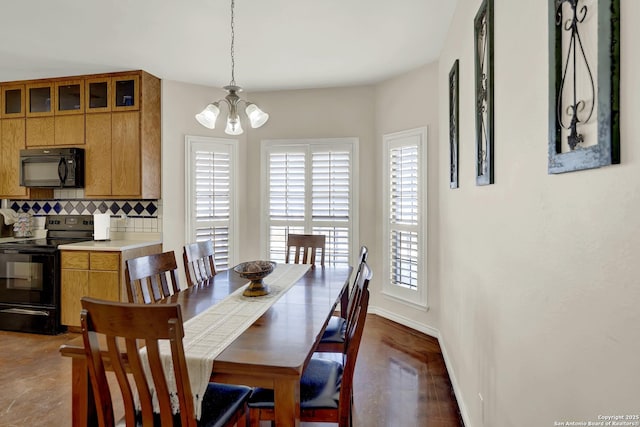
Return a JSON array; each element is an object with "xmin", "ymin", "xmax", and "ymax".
[{"xmin": 195, "ymin": 0, "xmax": 268, "ymax": 135}]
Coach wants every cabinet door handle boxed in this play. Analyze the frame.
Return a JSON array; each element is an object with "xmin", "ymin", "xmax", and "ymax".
[{"xmin": 58, "ymin": 157, "xmax": 68, "ymax": 186}]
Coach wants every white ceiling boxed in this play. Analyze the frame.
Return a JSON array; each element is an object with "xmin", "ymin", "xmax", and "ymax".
[{"xmin": 0, "ymin": 0, "xmax": 456, "ymax": 91}]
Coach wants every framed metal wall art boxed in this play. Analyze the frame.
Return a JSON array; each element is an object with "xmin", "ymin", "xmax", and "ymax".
[
  {"xmin": 474, "ymin": 0, "xmax": 494, "ymax": 185},
  {"xmin": 548, "ymin": 0, "xmax": 620, "ymax": 173},
  {"xmin": 449, "ymin": 59, "xmax": 459, "ymax": 189}
]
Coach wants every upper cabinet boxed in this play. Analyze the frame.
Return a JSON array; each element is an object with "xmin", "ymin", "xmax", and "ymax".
[
  {"xmin": 86, "ymin": 77, "xmax": 111, "ymax": 113},
  {"xmin": 26, "ymin": 82, "xmax": 54, "ymax": 117},
  {"xmin": 55, "ymin": 80, "xmax": 84, "ymax": 115},
  {"xmin": 1, "ymin": 84, "xmax": 25, "ymax": 118},
  {"xmin": 84, "ymin": 71, "xmax": 160, "ymax": 199},
  {"xmin": 112, "ymin": 74, "xmax": 140, "ymax": 111},
  {"xmin": 0, "ymin": 70, "xmax": 160, "ymax": 200}
]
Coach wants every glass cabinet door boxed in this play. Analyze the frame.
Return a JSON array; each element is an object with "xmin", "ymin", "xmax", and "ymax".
[
  {"xmin": 1, "ymin": 84, "xmax": 25, "ymax": 118},
  {"xmin": 26, "ymin": 82, "xmax": 54, "ymax": 117},
  {"xmin": 85, "ymin": 77, "xmax": 111, "ymax": 113},
  {"xmin": 55, "ymin": 80, "xmax": 84, "ymax": 115},
  {"xmin": 112, "ymin": 74, "xmax": 139, "ymax": 111}
]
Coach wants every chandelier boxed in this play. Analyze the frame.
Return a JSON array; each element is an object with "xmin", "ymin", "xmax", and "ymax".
[{"xmin": 195, "ymin": 0, "xmax": 269, "ymax": 135}]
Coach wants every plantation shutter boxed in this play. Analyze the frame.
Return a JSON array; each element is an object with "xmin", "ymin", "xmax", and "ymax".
[
  {"xmin": 264, "ymin": 140, "xmax": 356, "ymax": 267},
  {"xmin": 311, "ymin": 150, "xmax": 351, "ymax": 266},
  {"xmin": 188, "ymin": 139, "xmax": 235, "ymax": 270},
  {"xmin": 388, "ymin": 144, "xmax": 419, "ymax": 290},
  {"xmin": 268, "ymin": 151, "xmax": 306, "ymax": 262}
]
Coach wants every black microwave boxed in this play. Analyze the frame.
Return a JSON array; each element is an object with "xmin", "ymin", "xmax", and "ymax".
[{"xmin": 19, "ymin": 148, "xmax": 84, "ymax": 188}]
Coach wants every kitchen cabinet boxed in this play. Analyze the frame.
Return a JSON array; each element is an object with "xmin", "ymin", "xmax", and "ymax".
[
  {"xmin": 0, "ymin": 118, "xmax": 52, "ymax": 199},
  {"xmin": 53, "ymin": 79, "xmax": 85, "ymax": 146},
  {"xmin": 25, "ymin": 79, "xmax": 85, "ymax": 147},
  {"xmin": 112, "ymin": 74, "xmax": 140, "ymax": 111},
  {"xmin": 60, "ymin": 243, "xmax": 162, "ymax": 328},
  {"xmin": 0, "ymin": 70, "xmax": 160, "ymax": 199},
  {"xmin": 84, "ymin": 71, "xmax": 160, "ymax": 199},
  {"xmin": 1, "ymin": 84, "xmax": 25, "ymax": 118},
  {"xmin": 0, "ymin": 119, "xmax": 27, "ymax": 197},
  {"xmin": 84, "ymin": 113, "xmax": 112, "ymax": 195},
  {"xmin": 85, "ymin": 77, "xmax": 111, "ymax": 113}
]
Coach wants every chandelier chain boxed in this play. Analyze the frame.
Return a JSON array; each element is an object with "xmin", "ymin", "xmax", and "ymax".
[{"xmin": 230, "ymin": 0, "xmax": 236, "ymax": 86}]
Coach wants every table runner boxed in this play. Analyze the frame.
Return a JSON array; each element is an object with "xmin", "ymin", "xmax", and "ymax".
[{"xmin": 140, "ymin": 263, "xmax": 310, "ymax": 418}]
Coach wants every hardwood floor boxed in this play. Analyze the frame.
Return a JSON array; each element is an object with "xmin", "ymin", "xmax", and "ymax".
[{"xmin": 0, "ymin": 314, "xmax": 463, "ymax": 427}]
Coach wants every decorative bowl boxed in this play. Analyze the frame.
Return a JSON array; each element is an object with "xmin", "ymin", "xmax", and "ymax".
[{"xmin": 233, "ymin": 260, "xmax": 277, "ymax": 297}]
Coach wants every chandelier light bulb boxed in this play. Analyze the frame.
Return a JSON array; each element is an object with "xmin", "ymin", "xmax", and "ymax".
[
  {"xmin": 195, "ymin": 103, "xmax": 220, "ymax": 129},
  {"xmin": 225, "ymin": 115, "xmax": 243, "ymax": 135},
  {"xmin": 245, "ymin": 103, "xmax": 269, "ymax": 128}
]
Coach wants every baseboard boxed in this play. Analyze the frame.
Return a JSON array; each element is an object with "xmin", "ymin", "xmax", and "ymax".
[
  {"xmin": 369, "ymin": 306, "xmax": 440, "ymax": 337},
  {"xmin": 369, "ymin": 305, "xmax": 472, "ymax": 427}
]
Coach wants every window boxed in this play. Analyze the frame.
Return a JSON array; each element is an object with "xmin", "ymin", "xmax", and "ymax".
[
  {"xmin": 262, "ymin": 139, "xmax": 358, "ymax": 267},
  {"xmin": 383, "ymin": 128, "xmax": 427, "ymax": 307},
  {"xmin": 185, "ymin": 136, "xmax": 238, "ymax": 270}
]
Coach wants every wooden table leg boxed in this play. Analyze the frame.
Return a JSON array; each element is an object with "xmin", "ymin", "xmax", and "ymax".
[
  {"xmin": 70, "ymin": 356, "xmax": 96, "ymax": 426},
  {"xmin": 273, "ymin": 377, "xmax": 300, "ymax": 426}
]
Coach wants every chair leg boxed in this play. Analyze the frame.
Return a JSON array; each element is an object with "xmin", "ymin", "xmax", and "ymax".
[
  {"xmin": 248, "ymin": 408, "xmax": 261, "ymax": 427},
  {"xmin": 236, "ymin": 410, "xmax": 247, "ymax": 427}
]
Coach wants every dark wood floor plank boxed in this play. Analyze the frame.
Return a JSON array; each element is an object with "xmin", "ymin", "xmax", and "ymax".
[{"xmin": 0, "ymin": 314, "xmax": 463, "ymax": 426}]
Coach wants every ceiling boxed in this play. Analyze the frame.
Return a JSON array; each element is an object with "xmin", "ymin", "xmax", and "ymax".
[{"xmin": 0, "ymin": 0, "xmax": 456, "ymax": 91}]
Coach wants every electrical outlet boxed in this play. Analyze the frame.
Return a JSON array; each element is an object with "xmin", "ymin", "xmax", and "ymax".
[{"xmin": 478, "ymin": 393, "xmax": 485, "ymax": 425}]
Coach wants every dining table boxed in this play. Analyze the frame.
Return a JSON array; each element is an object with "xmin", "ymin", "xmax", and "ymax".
[{"xmin": 59, "ymin": 264, "xmax": 352, "ymax": 427}]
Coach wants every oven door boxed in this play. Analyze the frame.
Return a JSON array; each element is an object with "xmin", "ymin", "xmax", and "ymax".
[
  {"xmin": 0, "ymin": 251, "xmax": 56, "ymax": 305},
  {"xmin": 0, "ymin": 249, "xmax": 60, "ymax": 334}
]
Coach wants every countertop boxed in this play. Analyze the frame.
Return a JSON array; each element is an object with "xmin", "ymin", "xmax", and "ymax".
[
  {"xmin": 0, "ymin": 230, "xmax": 162, "ymax": 251},
  {"xmin": 58, "ymin": 232, "xmax": 162, "ymax": 251},
  {"xmin": 58, "ymin": 238, "xmax": 162, "ymax": 252}
]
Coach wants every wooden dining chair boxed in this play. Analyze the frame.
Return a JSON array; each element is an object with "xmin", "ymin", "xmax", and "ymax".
[
  {"xmin": 125, "ymin": 251, "xmax": 181, "ymax": 304},
  {"xmin": 317, "ymin": 248, "xmax": 370, "ymax": 354},
  {"xmin": 285, "ymin": 233, "xmax": 326, "ymax": 267},
  {"xmin": 247, "ymin": 286, "xmax": 371, "ymax": 427},
  {"xmin": 80, "ymin": 297, "xmax": 251, "ymax": 427},
  {"xmin": 183, "ymin": 240, "xmax": 217, "ymax": 287}
]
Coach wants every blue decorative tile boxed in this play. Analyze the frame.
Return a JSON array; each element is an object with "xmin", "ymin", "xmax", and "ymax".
[
  {"xmin": 110, "ymin": 202, "xmax": 120, "ymax": 215},
  {"xmin": 146, "ymin": 203, "xmax": 157, "ymax": 216},
  {"xmin": 53, "ymin": 203, "xmax": 62, "ymax": 214},
  {"xmin": 32, "ymin": 202, "xmax": 41, "ymax": 213},
  {"xmin": 133, "ymin": 202, "xmax": 144, "ymax": 215},
  {"xmin": 42, "ymin": 203, "xmax": 51, "ymax": 213},
  {"xmin": 122, "ymin": 202, "xmax": 132, "ymax": 214},
  {"xmin": 11, "ymin": 202, "xmax": 19, "ymax": 211}
]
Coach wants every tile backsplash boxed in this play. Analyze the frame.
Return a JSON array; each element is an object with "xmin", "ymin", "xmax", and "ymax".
[{"xmin": 6, "ymin": 189, "xmax": 162, "ymax": 233}]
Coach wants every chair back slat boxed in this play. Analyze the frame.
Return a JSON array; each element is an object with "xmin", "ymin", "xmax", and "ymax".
[
  {"xmin": 285, "ymin": 233, "xmax": 326, "ymax": 267},
  {"xmin": 339, "ymin": 287, "xmax": 370, "ymax": 425},
  {"xmin": 183, "ymin": 241, "xmax": 217, "ymax": 287},
  {"xmin": 80, "ymin": 297, "xmax": 197, "ymax": 427},
  {"xmin": 125, "ymin": 251, "xmax": 181, "ymax": 303}
]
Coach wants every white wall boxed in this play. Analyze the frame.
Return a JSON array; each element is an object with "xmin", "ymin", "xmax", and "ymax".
[
  {"xmin": 374, "ymin": 62, "xmax": 441, "ymax": 332},
  {"xmin": 437, "ymin": 0, "xmax": 640, "ymax": 425}
]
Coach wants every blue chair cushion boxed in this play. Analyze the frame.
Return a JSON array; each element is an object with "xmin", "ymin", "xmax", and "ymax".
[
  {"xmin": 131, "ymin": 383, "xmax": 251, "ymax": 427},
  {"xmin": 199, "ymin": 382, "xmax": 252, "ymax": 427},
  {"xmin": 248, "ymin": 358, "xmax": 343, "ymax": 410},
  {"xmin": 320, "ymin": 315, "xmax": 346, "ymax": 343}
]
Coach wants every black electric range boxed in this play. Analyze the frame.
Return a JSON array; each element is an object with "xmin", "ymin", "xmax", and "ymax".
[{"xmin": 0, "ymin": 215, "xmax": 95, "ymax": 334}]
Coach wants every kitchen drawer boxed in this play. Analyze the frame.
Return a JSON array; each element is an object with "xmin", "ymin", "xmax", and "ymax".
[
  {"xmin": 90, "ymin": 252, "xmax": 120, "ymax": 271},
  {"xmin": 61, "ymin": 251, "xmax": 89, "ymax": 269}
]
